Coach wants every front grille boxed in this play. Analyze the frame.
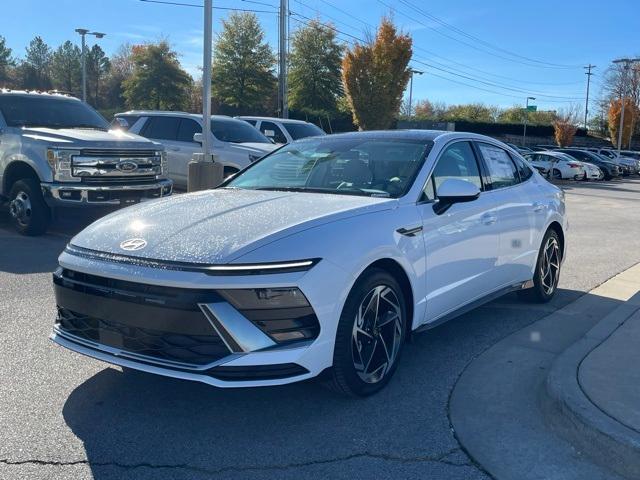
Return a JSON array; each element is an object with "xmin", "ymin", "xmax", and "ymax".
[
  {"xmin": 82, "ymin": 175, "xmax": 158, "ymax": 184},
  {"xmin": 57, "ymin": 307, "xmax": 228, "ymax": 366},
  {"xmin": 80, "ymin": 149, "xmax": 159, "ymax": 157}
]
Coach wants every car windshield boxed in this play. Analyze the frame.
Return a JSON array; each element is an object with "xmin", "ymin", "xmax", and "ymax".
[
  {"xmin": 0, "ymin": 95, "xmax": 109, "ymax": 130},
  {"xmin": 226, "ymin": 137, "xmax": 431, "ymax": 198},
  {"xmin": 282, "ymin": 122, "xmax": 326, "ymax": 140},
  {"xmin": 211, "ymin": 117, "xmax": 271, "ymax": 144}
]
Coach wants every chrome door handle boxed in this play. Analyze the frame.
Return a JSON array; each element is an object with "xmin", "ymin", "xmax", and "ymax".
[
  {"xmin": 481, "ymin": 213, "xmax": 497, "ymax": 225},
  {"xmin": 396, "ymin": 226, "xmax": 423, "ymax": 237}
]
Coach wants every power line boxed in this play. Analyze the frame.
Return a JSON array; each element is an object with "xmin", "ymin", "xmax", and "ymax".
[{"xmin": 139, "ymin": 0, "xmax": 277, "ymax": 13}]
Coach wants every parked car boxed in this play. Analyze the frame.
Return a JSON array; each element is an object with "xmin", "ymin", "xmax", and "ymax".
[
  {"xmin": 580, "ymin": 162, "xmax": 605, "ymax": 181},
  {"xmin": 556, "ymin": 149, "xmax": 622, "ymax": 180},
  {"xmin": 236, "ymin": 116, "xmax": 326, "ymax": 144},
  {"xmin": 116, "ymin": 111, "xmax": 279, "ymax": 189},
  {"xmin": 51, "ymin": 130, "xmax": 567, "ymax": 396},
  {"xmin": 0, "ymin": 91, "xmax": 172, "ymax": 235},
  {"xmin": 505, "ymin": 142, "xmax": 533, "ymax": 155},
  {"xmin": 587, "ymin": 148, "xmax": 640, "ymax": 175},
  {"xmin": 530, "ymin": 144, "xmax": 559, "ymax": 151},
  {"xmin": 523, "ymin": 151, "xmax": 586, "ymax": 180}
]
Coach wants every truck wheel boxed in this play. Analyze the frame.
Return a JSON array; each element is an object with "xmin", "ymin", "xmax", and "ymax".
[{"xmin": 8, "ymin": 178, "xmax": 51, "ymax": 236}]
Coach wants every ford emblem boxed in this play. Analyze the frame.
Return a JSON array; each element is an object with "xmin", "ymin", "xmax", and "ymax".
[
  {"xmin": 116, "ymin": 161, "xmax": 138, "ymax": 172},
  {"xmin": 120, "ymin": 238, "xmax": 147, "ymax": 251}
]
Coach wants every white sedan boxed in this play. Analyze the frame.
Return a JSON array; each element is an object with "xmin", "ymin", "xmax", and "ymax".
[
  {"xmin": 51, "ymin": 131, "xmax": 567, "ymax": 396},
  {"xmin": 523, "ymin": 151, "xmax": 586, "ymax": 180}
]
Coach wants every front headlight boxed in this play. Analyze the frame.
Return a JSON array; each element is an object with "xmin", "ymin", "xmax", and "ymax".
[
  {"xmin": 158, "ymin": 150, "xmax": 167, "ymax": 175},
  {"xmin": 46, "ymin": 148, "xmax": 80, "ymax": 182}
]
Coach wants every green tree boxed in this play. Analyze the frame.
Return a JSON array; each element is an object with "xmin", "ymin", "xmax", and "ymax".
[
  {"xmin": 86, "ymin": 44, "xmax": 110, "ymax": 107},
  {"xmin": 498, "ymin": 106, "xmax": 557, "ymax": 125},
  {"xmin": 103, "ymin": 43, "xmax": 134, "ymax": 110},
  {"xmin": 21, "ymin": 36, "xmax": 52, "ymax": 90},
  {"xmin": 443, "ymin": 103, "xmax": 497, "ymax": 122},
  {"xmin": 288, "ymin": 20, "xmax": 344, "ymax": 116},
  {"xmin": 212, "ymin": 12, "xmax": 276, "ymax": 114},
  {"xmin": 342, "ymin": 17, "xmax": 412, "ymax": 130},
  {"xmin": 0, "ymin": 36, "xmax": 15, "ymax": 87},
  {"xmin": 51, "ymin": 40, "xmax": 81, "ymax": 95},
  {"xmin": 123, "ymin": 41, "xmax": 192, "ymax": 110}
]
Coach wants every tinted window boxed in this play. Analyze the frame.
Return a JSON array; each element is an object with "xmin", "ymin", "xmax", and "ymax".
[
  {"xmin": 260, "ymin": 121, "xmax": 288, "ymax": 144},
  {"xmin": 283, "ymin": 122, "xmax": 325, "ymax": 140},
  {"xmin": 426, "ymin": 142, "xmax": 482, "ymax": 199},
  {"xmin": 227, "ymin": 137, "xmax": 431, "ymax": 198},
  {"xmin": 111, "ymin": 115, "xmax": 141, "ymax": 130},
  {"xmin": 243, "ymin": 119, "xmax": 257, "ymax": 126},
  {"xmin": 512, "ymin": 154, "xmax": 533, "ymax": 181},
  {"xmin": 176, "ymin": 118, "xmax": 201, "ymax": 143},
  {"xmin": 142, "ymin": 116, "xmax": 180, "ymax": 141},
  {"xmin": 478, "ymin": 143, "xmax": 519, "ymax": 189},
  {"xmin": 0, "ymin": 95, "xmax": 109, "ymax": 129},
  {"xmin": 211, "ymin": 117, "xmax": 271, "ymax": 144}
]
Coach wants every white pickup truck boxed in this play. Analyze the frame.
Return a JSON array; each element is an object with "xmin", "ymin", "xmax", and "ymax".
[{"xmin": 0, "ymin": 91, "xmax": 172, "ymax": 235}]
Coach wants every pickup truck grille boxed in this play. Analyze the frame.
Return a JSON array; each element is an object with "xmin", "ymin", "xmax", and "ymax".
[{"xmin": 72, "ymin": 150, "xmax": 162, "ymax": 181}]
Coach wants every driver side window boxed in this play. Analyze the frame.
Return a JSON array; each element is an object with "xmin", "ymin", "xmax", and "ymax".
[{"xmin": 422, "ymin": 141, "xmax": 482, "ymax": 201}]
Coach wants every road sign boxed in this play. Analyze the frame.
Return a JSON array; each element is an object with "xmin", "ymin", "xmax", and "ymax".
[{"xmin": 526, "ymin": 105, "xmax": 537, "ymax": 112}]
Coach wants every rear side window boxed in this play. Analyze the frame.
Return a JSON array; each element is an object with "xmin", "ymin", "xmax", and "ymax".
[
  {"xmin": 112, "ymin": 115, "xmax": 140, "ymax": 130},
  {"xmin": 512, "ymin": 154, "xmax": 533, "ymax": 181},
  {"xmin": 141, "ymin": 116, "xmax": 180, "ymax": 141},
  {"xmin": 478, "ymin": 143, "xmax": 519, "ymax": 189},
  {"xmin": 176, "ymin": 118, "xmax": 201, "ymax": 143},
  {"xmin": 243, "ymin": 119, "xmax": 257, "ymax": 126},
  {"xmin": 260, "ymin": 121, "xmax": 288, "ymax": 144}
]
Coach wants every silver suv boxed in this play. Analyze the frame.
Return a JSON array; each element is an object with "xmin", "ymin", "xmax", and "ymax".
[{"xmin": 0, "ymin": 91, "xmax": 172, "ymax": 235}]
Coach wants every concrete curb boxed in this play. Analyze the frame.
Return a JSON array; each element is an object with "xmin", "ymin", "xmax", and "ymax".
[{"xmin": 542, "ymin": 295, "xmax": 640, "ymax": 479}]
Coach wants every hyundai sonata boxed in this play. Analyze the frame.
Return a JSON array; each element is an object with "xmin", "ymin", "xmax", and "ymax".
[{"xmin": 51, "ymin": 131, "xmax": 566, "ymax": 396}]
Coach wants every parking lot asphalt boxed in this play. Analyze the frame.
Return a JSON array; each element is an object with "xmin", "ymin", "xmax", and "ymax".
[{"xmin": 1, "ymin": 177, "xmax": 640, "ymax": 480}]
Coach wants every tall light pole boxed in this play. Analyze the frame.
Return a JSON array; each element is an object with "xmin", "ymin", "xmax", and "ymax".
[
  {"xmin": 522, "ymin": 96, "xmax": 535, "ymax": 147},
  {"xmin": 408, "ymin": 69, "xmax": 424, "ymax": 120},
  {"xmin": 75, "ymin": 28, "xmax": 105, "ymax": 103},
  {"xmin": 278, "ymin": 0, "xmax": 289, "ymax": 118},
  {"xmin": 202, "ymin": 0, "xmax": 213, "ymax": 159},
  {"xmin": 584, "ymin": 64, "xmax": 596, "ymax": 129},
  {"xmin": 612, "ymin": 58, "xmax": 640, "ymax": 153}
]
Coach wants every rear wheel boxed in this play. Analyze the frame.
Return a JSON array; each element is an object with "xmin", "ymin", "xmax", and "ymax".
[
  {"xmin": 326, "ymin": 269, "xmax": 407, "ymax": 396},
  {"xmin": 8, "ymin": 178, "xmax": 50, "ymax": 236},
  {"xmin": 552, "ymin": 168, "xmax": 562, "ymax": 180},
  {"xmin": 519, "ymin": 229, "xmax": 562, "ymax": 303}
]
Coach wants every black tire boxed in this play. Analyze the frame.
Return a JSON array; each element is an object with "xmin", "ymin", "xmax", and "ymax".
[
  {"xmin": 603, "ymin": 169, "xmax": 612, "ymax": 180},
  {"xmin": 552, "ymin": 168, "xmax": 562, "ymax": 180},
  {"xmin": 8, "ymin": 178, "xmax": 50, "ymax": 236},
  {"xmin": 518, "ymin": 229, "xmax": 562, "ymax": 303},
  {"xmin": 326, "ymin": 268, "xmax": 408, "ymax": 396}
]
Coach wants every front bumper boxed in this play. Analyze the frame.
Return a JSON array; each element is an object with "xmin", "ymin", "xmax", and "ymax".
[
  {"xmin": 50, "ymin": 249, "xmax": 349, "ymax": 388},
  {"xmin": 42, "ymin": 179, "xmax": 173, "ymax": 207}
]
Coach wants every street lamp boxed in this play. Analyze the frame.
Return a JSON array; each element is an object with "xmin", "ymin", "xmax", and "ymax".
[
  {"xmin": 75, "ymin": 28, "xmax": 106, "ymax": 102},
  {"xmin": 612, "ymin": 57, "xmax": 640, "ymax": 153},
  {"xmin": 522, "ymin": 96, "xmax": 536, "ymax": 147},
  {"xmin": 408, "ymin": 69, "xmax": 424, "ymax": 120}
]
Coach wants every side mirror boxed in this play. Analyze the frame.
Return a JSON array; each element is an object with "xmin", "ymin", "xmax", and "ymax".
[
  {"xmin": 193, "ymin": 132, "xmax": 203, "ymax": 144},
  {"xmin": 433, "ymin": 178, "xmax": 480, "ymax": 215}
]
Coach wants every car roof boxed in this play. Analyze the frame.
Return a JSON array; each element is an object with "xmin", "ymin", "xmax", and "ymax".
[
  {"xmin": 115, "ymin": 110, "xmax": 237, "ymax": 121},
  {"xmin": 236, "ymin": 116, "xmax": 311, "ymax": 125},
  {"xmin": 301, "ymin": 130, "xmax": 492, "ymax": 143}
]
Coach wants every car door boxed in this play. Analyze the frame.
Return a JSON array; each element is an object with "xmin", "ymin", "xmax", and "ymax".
[
  {"xmin": 420, "ymin": 140, "xmax": 500, "ymax": 323},
  {"xmin": 140, "ymin": 116, "xmax": 183, "ymax": 184},
  {"xmin": 173, "ymin": 118, "xmax": 203, "ymax": 187},
  {"xmin": 476, "ymin": 142, "xmax": 536, "ymax": 286}
]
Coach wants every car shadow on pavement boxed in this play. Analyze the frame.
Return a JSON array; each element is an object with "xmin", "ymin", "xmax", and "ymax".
[{"xmin": 60, "ymin": 288, "xmax": 582, "ymax": 480}]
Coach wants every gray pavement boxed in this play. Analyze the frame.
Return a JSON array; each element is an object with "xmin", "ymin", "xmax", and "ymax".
[{"xmin": 1, "ymin": 177, "xmax": 640, "ymax": 479}]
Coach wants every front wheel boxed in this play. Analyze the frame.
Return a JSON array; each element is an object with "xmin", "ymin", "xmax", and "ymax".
[
  {"xmin": 519, "ymin": 229, "xmax": 562, "ymax": 303},
  {"xmin": 552, "ymin": 168, "xmax": 562, "ymax": 180},
  {"xmin": 8, "ymin": 178, "xmax": 50, "ymax": 236},
  {"xmin": 327, "ymin": 269, "xmax": 407, "ymax": 396}
]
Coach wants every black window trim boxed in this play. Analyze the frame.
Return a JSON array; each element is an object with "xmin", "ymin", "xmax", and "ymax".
[{"xmin": 418, "ymin": 139, "xmax": 486, "ymax": 205}]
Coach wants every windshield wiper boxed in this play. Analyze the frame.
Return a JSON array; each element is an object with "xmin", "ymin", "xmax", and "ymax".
[{"xmin": 252, "ymin": 186, "xmax": 378, "ymax": 197}]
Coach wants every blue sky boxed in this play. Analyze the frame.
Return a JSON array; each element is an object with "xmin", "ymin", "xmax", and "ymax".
[{"xmin": 3, "ymin": 0, "xmax": 639, "ymax": 112}]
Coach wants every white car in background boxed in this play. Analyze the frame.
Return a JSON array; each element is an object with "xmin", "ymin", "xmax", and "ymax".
[
  {"xmin": 236, "ymin": 116, "xmax": 326, "ymax": 144},
  {"xmin": 523, "ymin": 151, "xmax": 587, "ymax": 180},
  {"xmin": 580, "ymin": 161, "xmax": 604, "ymax": 181},
  {"xmin": 115, "ymin": 111, "xmax": 278, "ymax": 188},
  {"xmin": 51, "ymin": 130, "xmax": 567, "ymax": 396}
]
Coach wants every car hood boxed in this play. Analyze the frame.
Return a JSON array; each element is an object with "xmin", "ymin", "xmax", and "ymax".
[
  {"xmin": 21, "ymin": 127, "xmax": 159, "ymax": 149},
  {"xmin": 229, "ymin": 142, "xmax": 279, "ymax": 154},
  {"xmin": 69, "ymin": 188, "xmax": 394, "ymax": 264}
]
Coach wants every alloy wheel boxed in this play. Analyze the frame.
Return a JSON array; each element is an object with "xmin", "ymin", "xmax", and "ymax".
[
  {"xmin": 9, "ymin": 190, "xmax": 32, "ymax": 227},
  {"xmin": 540, "ymin": 237, "xmax": 561, "ymax": 295},
  {"xmin": 351, "ymin": 285, "xmax": 403, "ymax": 384}
]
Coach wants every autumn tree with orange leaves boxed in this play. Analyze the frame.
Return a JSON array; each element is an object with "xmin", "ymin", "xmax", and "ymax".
[
  {"xmin": 608, "ymin": 98, "xmax": 638, "ymax": 149},
  {"xmin": 342, "ymin": 18, "xmax": 412, "ymax": 130}
]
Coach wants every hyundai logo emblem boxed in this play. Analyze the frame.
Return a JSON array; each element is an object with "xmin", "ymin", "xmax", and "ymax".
[
  {"xmin": 116, "ymin": 161, "xmax": 138, "ymax": 172},
  {"xmin": 120, "ymin": 238, "xmax": 147, "ymax": 251}
]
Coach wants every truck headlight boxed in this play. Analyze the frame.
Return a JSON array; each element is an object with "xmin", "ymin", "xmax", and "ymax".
[
  {"xmin": 158, "ymin": 150, "xmax": 167, "ymax": 175},
  {"xmin": 46, "ymin": 149, "xmax": 80, "ymax": 182}
]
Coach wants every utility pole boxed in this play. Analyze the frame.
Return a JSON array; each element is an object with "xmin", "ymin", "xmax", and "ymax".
[
  {"xmin": 612, "ymin": 58, "xmax": 640, "ymax": 153},
  {"xmin": 408, "ymin": 69, "xmax": 424, "ymax": 120},
  {"xmin": 522, "ymin": 96, "xmax": 535, "ymax": 147},
  {"xmin": 202, "ymin": 0, "xmax": 212, "ymax": 159},
  {"xmin": 584, "ymin": 64, "xmax": 596, "ymax": 129},
  {"xmin": 278, "ymin": 0, "xmax": 289, "ymax": 118},
  {"xmin": 75, "ymin": 28, "xmax": 105, "ymax": 103}
]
